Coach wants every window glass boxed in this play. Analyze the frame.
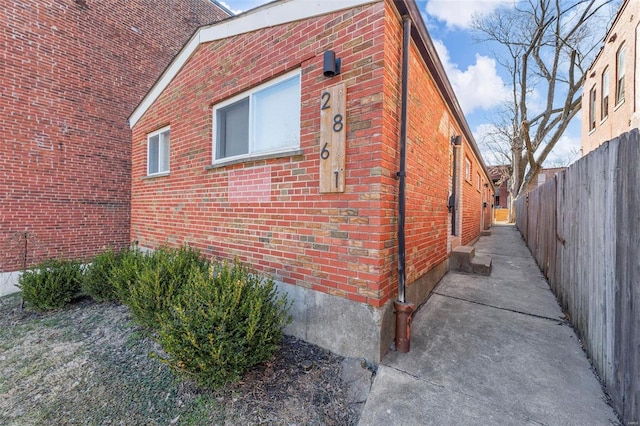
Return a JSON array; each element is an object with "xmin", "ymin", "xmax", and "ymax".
[
  {"xmin": 465, "ymin": 157, "xmax": 471, "ymax": 181},
  {"xmin": 214, "ymin": 71, "xmax": 300, "ymax": 162},
  {"xmin": 216, "ymin": 98, "xmax": 249, "ymax": 159},
  {"xmin": 616, "ymin": 45, "xmax": 625, "ymax": 104},
  {"xmin": 589, "ymin": 86, "xmax": 596, "ymax": 130},
  {"xmin": 148, "ymin": 128, "xmax": 170, "ymax": 175},
  {"xmin": 253, "ymin": 76, "xmax": 300, "ymax": 154},
  {"xmin": 602, "ymin": 68, "xmax": 609, "ymax": 120}
]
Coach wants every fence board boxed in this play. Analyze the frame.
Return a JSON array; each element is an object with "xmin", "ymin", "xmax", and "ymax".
[{"xmin": 514, "ymin": 129, "xmax": 639, "ymax": 425}]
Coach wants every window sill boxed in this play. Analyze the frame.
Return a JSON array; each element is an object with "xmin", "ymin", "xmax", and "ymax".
[
  {"xmin": 206, "ymin": 148, "xmax": 304, "ymax": 170},
  {"xmin": 600, "ymin": 116, "xmax": 608, "ymax": 125},
  {"xmin": 142, "ymin": 172, "xmax": 170, "ymax": 180},
  {"xmin": 614, "ymin": 100, "xmax": 625, "ymax": 111}
]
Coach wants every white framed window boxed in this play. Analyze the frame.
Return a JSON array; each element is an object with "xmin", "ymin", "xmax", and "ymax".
[
  {"xmin": 147, "ymin": 126, "xmax": 170, "ymax": 176},
  {"xmin": 464, "ymin": 157, "xmax": 471, "ymax": 181},
  {"xmin": 589, "ymin": 85, "xmax": 596, "ymax": 131},
  {"xmin": 616, "ymin": 44, "xmax": 625, "ymax": 105},
  {"xmin": 213, "ymin": 70, "xmax": 301, "ymax": 163},
  {"xmin": 601, "ymin": 67, "xmax": 609, "ymax": 120}
]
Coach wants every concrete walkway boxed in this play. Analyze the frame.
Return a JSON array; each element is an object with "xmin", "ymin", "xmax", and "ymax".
[{"xmin": 359, "ymin": 224, "xmax": 619, "ymax": 425}]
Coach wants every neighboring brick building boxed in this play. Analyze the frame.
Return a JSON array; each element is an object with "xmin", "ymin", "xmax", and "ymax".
[
  {"xmin": 489, "ymin": 165, "xmax": 510, "ymax": 209},
  {"xmin": 129, "ymin": 0, "xmax": 493, "ymax": 361},
  {"xmin": 0, "ymin": 0, "xmax": 231, "ymax": 293},
  {"xmin": 525, "ymin": 167, "xmax": 566, "ymax": 192},
  {"xmin": 582, "ymin": 0, "xmax": 639, "ymax": 155}
]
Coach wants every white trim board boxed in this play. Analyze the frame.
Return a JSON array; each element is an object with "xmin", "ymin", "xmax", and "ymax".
[{"xmin": 128, "ymin": 0, "xmax": 379, "ymax": 128}]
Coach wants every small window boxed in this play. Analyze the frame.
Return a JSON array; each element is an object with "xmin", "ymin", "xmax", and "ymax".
[
  {"xmin": 476, "ymin": 173, "xmax": 481, "ymax": 191},
  {"xmin": 465, "ymin": 157, "xmax": 471, "ymax": 181},
  {"xmin": 589, "ymin": 86, "xmax": 597, "ymax": 131},
  {"xmin": 537, "ymin": 173, "xmax": 546, "ymax": 186},
  {"xmin": 148, "ymin": 127, "xmax": 170, "ymax": 175},
  {"xmin": 601, "ymin": 68, "xmax": 609, "ymax": 120},
  {"xmin": 213, "ymin": 70, "xmax": 301, "ymax": 162},
  {"xmin": 616, "ymin": 44, "xmax": 625, "ymax": 105}
]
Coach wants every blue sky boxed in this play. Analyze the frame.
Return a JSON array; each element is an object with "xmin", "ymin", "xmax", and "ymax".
[{"xmin": 219, "ymin": 0, "xmax": 613, "ymax": 166}]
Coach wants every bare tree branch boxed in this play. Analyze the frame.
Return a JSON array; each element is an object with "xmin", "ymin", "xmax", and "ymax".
[{"xmin": 472, "ymin": 0, "xmax": 619, "ymax": 221}]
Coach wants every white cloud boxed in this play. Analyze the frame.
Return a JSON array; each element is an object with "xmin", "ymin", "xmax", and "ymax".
[
  {"xmin": 543, "ymin": 134, "xmax": 581, "ymax": 167},
  {"xmin": 433, "ymin": 39, "xmax": 510, "ymax": 115},
  {"xmin": 218, "ymin": 1, "xmax": 243, "ymax": 15},
  {"xmin": 426, "ymin": 0, "xmax": 513, "ymax": 29}
]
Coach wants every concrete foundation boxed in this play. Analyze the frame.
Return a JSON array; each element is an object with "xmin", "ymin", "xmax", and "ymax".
[
  {"xmin": 275, "ymin": 258, "xmax": 449, "ymax": 363},
  {"xmin": 275, "ymin": 280, "xmax": 394, "ymax": 363},
  {"xmin": 0, "ymin": 271, "xmax": 21, "ymax": 297}
]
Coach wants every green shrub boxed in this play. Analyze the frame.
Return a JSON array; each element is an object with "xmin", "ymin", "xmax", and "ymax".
[
  {"xmin": 124, "ymin": 245, "xmax": 210, "ymax": 330},
  {"xmin": 110, "ymin": 248, "xmax": 145, "ymax": 303},
  {"xmin": 155, "ymin": 261, "xmax": 291, "ymax": 389},
  {"xmin": 82, "ymin": 248, "xmax": 128, "ymax": 302},
  {"xmin": 18, "ymin": 259, "xmax": 83, "ymax": 311}
]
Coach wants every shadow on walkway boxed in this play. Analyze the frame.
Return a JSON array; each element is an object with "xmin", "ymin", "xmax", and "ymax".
[{"xmin": 359, "ymin": 224, "xmax": 618, "ymax": 425}]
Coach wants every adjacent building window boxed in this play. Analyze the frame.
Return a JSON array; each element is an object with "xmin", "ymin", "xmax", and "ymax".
[
  {"xmin": 148, "ymin": 126, "xmax": 170, "ymax": 175},
  {"xmin": 213, "ymin": 70, "xmax": 301, "ymax": 162},
  {"xmin": 601, "ymin": 67, "xmax": 609, "ymax": 120},
  {"xmin": 589, "ymin": 85, "xmax": 596, "ymax": 131},
  {"xmin": 616, "ymin": 44, "xmax": 625, "ymax": 105},
  {"xmin": 464, "ymin": 157, "xmax": 471, "ymax": 181},
  {"xmin": 476, "ymin": 173, "xmax": 481, "ymax": 191}
]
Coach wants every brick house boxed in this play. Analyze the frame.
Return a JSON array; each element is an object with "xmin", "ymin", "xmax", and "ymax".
[
  {"xmin": 129, "ymin": 0, "xmax": 493, "ymax": 361},
  {"xmin": 582, "ymin": 0, "xmax": 639, "ymax": 155},
  {"xmin": 0, "ymin": 0, "xmax": 231, "ymax": 294}
]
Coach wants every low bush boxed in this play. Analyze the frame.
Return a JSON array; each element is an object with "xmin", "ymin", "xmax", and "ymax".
[
  {"xmin": 110, "ymin": 248, "xmax": 145, "ymax": 303},
  {"xmin": 18, "ymin": 259, "xmax": 83, "ymax": 311},
  {"xmin": 155, "ymin": 261, "xmax": 291, "ymax": 389},
  {"xmin": 124, "ymin": 245, "xmax": 210, "ymax": 331},
  {"xmin": 82, "ymin": 248, "xmax": 128, "ymax": 302}
]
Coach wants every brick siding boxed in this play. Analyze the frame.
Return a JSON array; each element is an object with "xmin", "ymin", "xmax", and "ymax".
[
  {"xmin": 0, "ymin": 0, "xmax": 229, "ymax": 271},
  {"xmin": 131, "ymin": 0, "xmax": 488, "ymax": 307}
]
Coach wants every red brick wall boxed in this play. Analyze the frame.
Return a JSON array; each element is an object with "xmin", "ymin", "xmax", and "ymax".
[
  {"xmin": 403, "ymin": 42, "xmax": 452, "ymax": 284},
  {"xmin": 461, "ymin": 145, "xmax": 483, "ymax": 245},
  {"xmin": 0, "ymin": 0, "xmax": 229, "ymax": 271},
  {"xmin": 131, "ymin": 0, "xmax": 489, "ymax": 307},
  {"xmin": 132, "ymin": 3, "xmax": 393, "ymax": 307}
]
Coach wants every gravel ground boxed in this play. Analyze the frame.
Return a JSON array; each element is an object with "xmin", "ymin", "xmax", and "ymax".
[{"xmin": 0, "ymin": 293, "xmax": 371, "ymax": 425}]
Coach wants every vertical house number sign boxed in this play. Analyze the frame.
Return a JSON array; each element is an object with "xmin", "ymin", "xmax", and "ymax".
[{"xmin": 319, "ymin": 83, "xmax": 346, "ymax": 193}]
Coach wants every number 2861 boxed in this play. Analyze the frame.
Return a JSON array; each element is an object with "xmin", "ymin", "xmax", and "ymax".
[{"xmin": 321, "ymin": 91, "xmax": 344, "ymax": 133}]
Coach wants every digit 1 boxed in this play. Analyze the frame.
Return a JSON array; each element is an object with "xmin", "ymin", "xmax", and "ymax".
[{"xmin": 334, "ymin": 170, "xmax": 339, "ymax": 188}]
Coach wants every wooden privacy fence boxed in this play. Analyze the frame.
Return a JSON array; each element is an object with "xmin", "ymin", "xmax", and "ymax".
[{"xmin": 515, "ymin": 129, "xmax": 639, "ymax": 425}]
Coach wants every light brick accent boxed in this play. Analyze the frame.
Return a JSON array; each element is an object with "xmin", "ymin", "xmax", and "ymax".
[{"xmin": 131, "ymin": 0, "xmax": 488, "ymax": 309}]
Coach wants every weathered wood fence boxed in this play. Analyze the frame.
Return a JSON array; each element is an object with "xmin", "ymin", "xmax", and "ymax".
[{"xmin": 515, "ymin": 129, "xmax": 639, "ymax": 425}]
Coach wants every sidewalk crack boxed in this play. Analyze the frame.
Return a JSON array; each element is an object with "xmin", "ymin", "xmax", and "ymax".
[
  {"xmin": 380, "ymin": 364, "xmax": 549, "ymax": 426},
  {"xmin": 433, "ymin": 292, "xmax": 566, "ymax": 324}
]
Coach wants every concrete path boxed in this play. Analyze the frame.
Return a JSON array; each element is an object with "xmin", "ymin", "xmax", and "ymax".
[{"xmin": 359, "ymin": 224, "xmax": 619, "ymax": 425}]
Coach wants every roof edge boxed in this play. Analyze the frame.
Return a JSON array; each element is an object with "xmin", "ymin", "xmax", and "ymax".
[
  {"xmin": 128, "ymin": 0, "xmax": 380, "ymax": 127},
  {"xmin": 393, "ymin": 0, "xmax": 492, "ymax": 183},
  {"xmin": 210, "ymin": 0, "xmax": 235, "ymax": 17}
]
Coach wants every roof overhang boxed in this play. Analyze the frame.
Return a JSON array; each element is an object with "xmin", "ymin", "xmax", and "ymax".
[
  {"xmin": 392, "ymin": 0, "xmax": 492, "ymax": 183},
  {"xmin": 128, "ymin": 0, "xmax": 379, "ymax": 127},
  {"xmin": 128, "ymin": 0, "xmax": 492, "ymax": 184}
]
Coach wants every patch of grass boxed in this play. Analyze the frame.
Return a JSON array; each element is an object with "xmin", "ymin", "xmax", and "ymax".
[
  {"xmin": 180, "ymin": 394, "xmax": 226, "ymax": 425},
  {"xmin": 0, "ymin": 294, "xmax": 359, "ymax": 425}
]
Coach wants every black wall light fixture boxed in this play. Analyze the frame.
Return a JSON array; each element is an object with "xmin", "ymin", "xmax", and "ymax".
[{"xmin": 323, "ymin": 50, "xmax": 341, "ymax": 77}]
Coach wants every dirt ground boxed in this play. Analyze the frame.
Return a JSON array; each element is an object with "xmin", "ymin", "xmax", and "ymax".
[{"xmin": 0, "ymin": 293, "xmax": 369, "ymax": 425}]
